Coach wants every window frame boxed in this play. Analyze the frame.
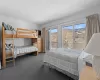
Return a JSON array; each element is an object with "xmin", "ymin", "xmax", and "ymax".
[
  {"xmin": 62, "ymin": 23, "xmax": 86, "ymax": 50},
  {"xmin": 62, "ymin": 25, "xmax": 74, "ymax": 49},
  {"xmin": 49, "ymin": 27, "xmax": 59, "ymax": 49}
]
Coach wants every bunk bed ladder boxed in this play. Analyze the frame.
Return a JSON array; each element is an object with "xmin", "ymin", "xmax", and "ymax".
[
  {"xmin": 6, "ymin": 31, "xmax": 15, "ymax": 66},
  {"xmin": 12, "ymin": 33, "xmax": 15, "ymax": 66}
]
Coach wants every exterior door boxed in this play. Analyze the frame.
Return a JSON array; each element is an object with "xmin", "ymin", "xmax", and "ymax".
[{"xmin": 49, "ymin": 28, "xmax": 58, "ymax": 49}]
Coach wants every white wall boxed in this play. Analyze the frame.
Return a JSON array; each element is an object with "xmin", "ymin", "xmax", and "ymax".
[
  {"xmin": 6, "ymin": 38, "xmax": 24, "ymax": 47},
  {"xmin": 0, "ymin": 15, "xmax": 39, "ymax": 29},
  {"xmin": 41, "ymin": 5, "xmax": 100, "ymax": 28},
  {"xmin": 0, "ymin": 14, "xmax": 39, "ymax": 47},
  {"xmin": 40, "ymin": 5, "xmax": 100, "ymax": 50},
  {"xmin": 6, "ymin": 38, "xmax": 32, "ymax": 47}
]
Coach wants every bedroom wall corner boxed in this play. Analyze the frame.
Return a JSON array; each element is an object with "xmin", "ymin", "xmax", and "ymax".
[{"xmin": 0, "ymin": 14, "xmax": 39, "ymax": 47}]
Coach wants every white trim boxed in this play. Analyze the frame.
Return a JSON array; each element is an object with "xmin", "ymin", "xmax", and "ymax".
[
  {"xmin": 49, "ymin": 27, "xmax": 58, "ymax": 49},
  {"xmin": 45, "ymin": 19, "xmax": 86, "ymax": 50}
]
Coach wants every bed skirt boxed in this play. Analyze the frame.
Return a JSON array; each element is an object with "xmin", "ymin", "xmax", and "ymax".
[{"xmin": 43, "ymin": 62, "xmax": 78, "ymax": 80}]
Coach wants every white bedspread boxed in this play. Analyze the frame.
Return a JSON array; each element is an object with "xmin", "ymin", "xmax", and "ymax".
[
  {"xmin": 44, "ymin": 48, "xmax": 81, "ymax": 76},
  {"xmin": 44, "ymin": 48, "xmax": 93, "ymax": 80},
  {"xmin": 6, "ymin": 46, "xmax": 38, "ymax": 58}
]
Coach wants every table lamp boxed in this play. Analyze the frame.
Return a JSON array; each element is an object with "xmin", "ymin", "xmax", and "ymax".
[{"xmin": 84, "ymin": 33, "xmax": 100, "ymax": 80}]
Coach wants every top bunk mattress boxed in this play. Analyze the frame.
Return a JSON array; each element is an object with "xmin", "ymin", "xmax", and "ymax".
[
  {"xmin": 46, "ymin": 49, "xmax": 81, "ymax": 64},
  {"xmin": 5, "ymin": 30, "xmax": 35, "ymax": 36}
]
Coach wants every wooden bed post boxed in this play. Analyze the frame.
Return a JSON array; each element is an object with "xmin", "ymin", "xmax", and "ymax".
[
  {"xmin": 2, "ymin": 26, "xmax": 6, "ymax": 68},
  {"xmin": 36, "ymin": 51, "xmax": 38, "ymax": 55}
]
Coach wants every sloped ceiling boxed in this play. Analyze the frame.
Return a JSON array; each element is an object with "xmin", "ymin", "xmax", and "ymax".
[{"xmin": 0, "ymin": 0, "xmax": 100, "ymax": 24}]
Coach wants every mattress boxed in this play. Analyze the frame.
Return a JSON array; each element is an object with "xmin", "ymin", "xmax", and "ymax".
[
  {"xmin": 44, "ymin": 54, "xmax": 78, "ymax": 70},
  {"xmin": 6, "ymin": 46, "xmax": 38, "ymax": 58},
  {"xmin": 5, "ymin": 30, "xmax": 35, "ymax": 36},
  {"xmin": 44, "ymin": 54, "xmax": 79, "ymax": 78},
  {"xmin": 43, "ymin": 48, "xmax": 81, "ymax": 78},
  {"xmin": 16, "ymin": 46, "xmax": 38, "ymax": 54}
]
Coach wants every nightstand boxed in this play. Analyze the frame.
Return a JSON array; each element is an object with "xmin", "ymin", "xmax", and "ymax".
[{"xmin": 79, "ymin": 66, "xmax": 97, "ymax": 80}]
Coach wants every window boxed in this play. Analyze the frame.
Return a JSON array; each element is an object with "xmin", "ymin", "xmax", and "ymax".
[
  {"xmin": 73, "ymin": 24, "xmax": 86, "ymax": 50},
  {"xmin": 62, "ymin": 23, "xmax": 86, "ymax": 50},
  {"xmin": 62, "ymin": 26, "xmax": 73, "ymax": 48},
  {"xmin": 49, "ymin": 28, "xmax": 58, "ymax": 48}
]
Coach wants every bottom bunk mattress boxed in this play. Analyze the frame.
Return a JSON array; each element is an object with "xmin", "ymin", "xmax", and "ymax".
[
  {"xmin": 43, "ymin": 50, "xmax": 81, "ymax": 79},
  {"xmin": 6, "ymin": 46, "xmax": 38, "ymax": 58}
]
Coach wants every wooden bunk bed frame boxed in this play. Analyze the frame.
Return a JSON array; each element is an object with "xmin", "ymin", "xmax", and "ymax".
[
  {"xmin": 16, "ymin": 28, "xmax": 38, "ymax": 38},
  {"xmin": 5, "ymin": 28, "xmax": 37, "ymax": 38},
  {"xmin": 2, "ymin": 26, "xmax": 38, "ymax": 68}
]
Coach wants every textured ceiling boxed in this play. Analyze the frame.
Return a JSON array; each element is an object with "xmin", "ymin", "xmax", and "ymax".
[{"xmin": 0, "ymin": 0, "xmax": 100, "ymax": 24}]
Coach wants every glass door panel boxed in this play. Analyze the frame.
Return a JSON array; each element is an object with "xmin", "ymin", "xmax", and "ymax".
[
  {"xmin": 50, "ymin": 28, "xmax": 58, "ymax": 49},
  {"xmin": 62, "ymin": 26, "xmax": 73, "ymax": 48},
  {"xmin": 74, "ymin": 24, "xmax": 86, "ymax": 50}
]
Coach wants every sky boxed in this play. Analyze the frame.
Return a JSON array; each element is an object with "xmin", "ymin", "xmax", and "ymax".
[
  {"xmin": 63, "ymin": 24, "xmax": 86, "ymax": 29},
  {"xmin": 50, "ymin": 23, "xmax": 86, "ymax": 33}
]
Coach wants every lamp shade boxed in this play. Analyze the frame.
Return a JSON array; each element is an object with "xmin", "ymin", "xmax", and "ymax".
[{"xmin": 84, "ymin": 33, "xmax": 100, "ymax": 56}]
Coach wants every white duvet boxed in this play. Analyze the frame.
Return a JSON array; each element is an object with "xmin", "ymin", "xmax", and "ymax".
[
  {"xmin": 44, "ymin": 48, "xmax": 81, "ymax": 76},
  {"xmin": 43, "ymin": 48, "xmax": 93, "ymax": 78}
]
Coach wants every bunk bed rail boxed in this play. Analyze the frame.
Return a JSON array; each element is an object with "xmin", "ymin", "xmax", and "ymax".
[{"xmin": 16, "ymin": 28, "xmax": 37, "ymax": 38}]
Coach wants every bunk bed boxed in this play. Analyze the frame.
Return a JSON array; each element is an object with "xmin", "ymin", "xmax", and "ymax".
[{"xmin": 2, "ymin": 22, "xmax": 38, "ymax": 68}]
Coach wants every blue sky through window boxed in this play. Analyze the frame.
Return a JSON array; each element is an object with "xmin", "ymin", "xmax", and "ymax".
[
  {"xmin": 50, "ymin": 29, "xmax": 57, "ymax": 33},
  {"xmin": 63, "ymin": 26, "xmax": 73, "ymax": 29},
  {"xmin": 49, "ymin": 24, "xmax": 86, "ymax": 33},
  {"xmin": 63, "ymin": 24, "xmax": 86, "ymax": 30}
]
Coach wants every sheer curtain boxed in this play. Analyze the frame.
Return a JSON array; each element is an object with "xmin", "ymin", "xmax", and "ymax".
[{"xmin": 86, "ymin": 14, "xmax": 100, "ymax": 45}]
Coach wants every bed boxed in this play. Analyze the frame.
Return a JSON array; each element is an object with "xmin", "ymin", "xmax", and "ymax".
[
  {"xmin": 6, "ymin": 46, "xmax": 38, "ymax": 58},
  {"xmin": 43, "ymin": 48, "xmax": 81, "ymax": 80},
  {"xmin": 2, "ymin": 22, "xmax": 38, "ymax": 68}
]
